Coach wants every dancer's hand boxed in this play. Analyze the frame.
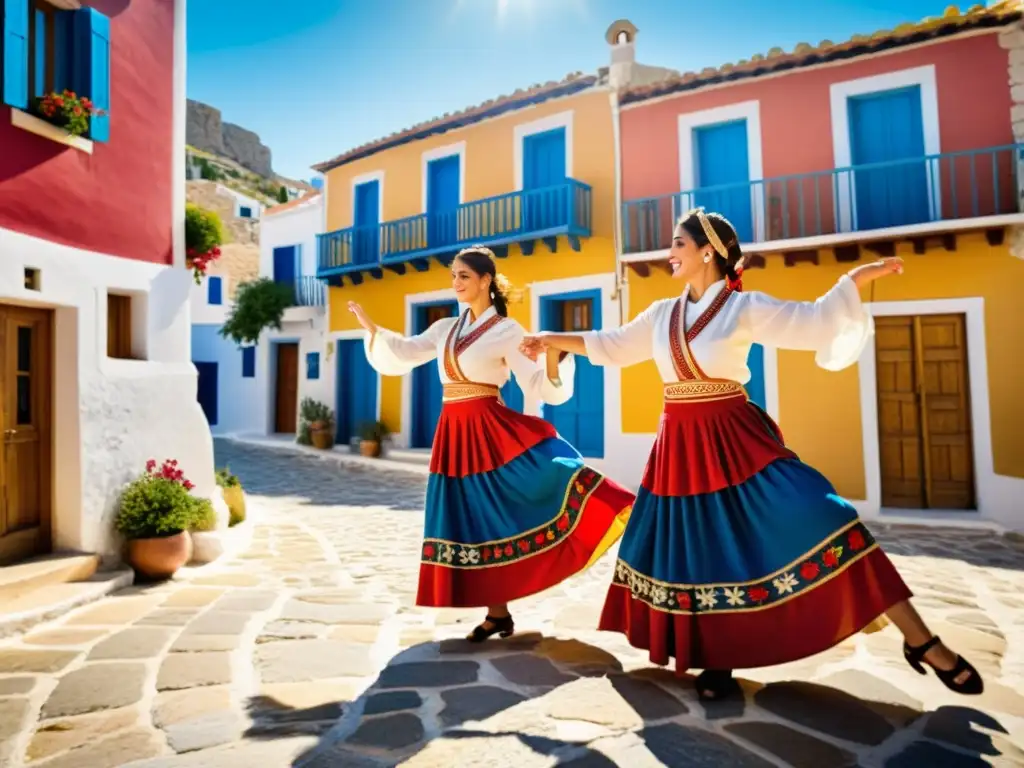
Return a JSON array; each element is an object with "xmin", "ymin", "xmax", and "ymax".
[
  {"xmin": 850, "ymin": 257, "xmax": 903, "ymax": 289},
  {"xmin": 348, "ymin": 301, "xmax": 377, "ymax": 334},
  {"xmin": 519, "ymin": 335, "xmax": 547, "ymax": 362}
]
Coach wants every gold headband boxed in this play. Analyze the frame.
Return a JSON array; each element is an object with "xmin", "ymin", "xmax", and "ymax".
[{"xmin": 695, "ymin": 209, "xmax": 728, "ymax": 258}]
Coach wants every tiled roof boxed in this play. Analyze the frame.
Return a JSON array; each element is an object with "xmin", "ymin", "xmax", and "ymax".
[
  {"xmin": 312, "ymin": 73, "xmax": 598, "ymax": 173},
  {"xmin": 621, "ymin": 1, "xmax": 1024, "ymax": 105},
  {"xmin": 263, "ymin": 190, "xmax": 321, "ymax": 217}
]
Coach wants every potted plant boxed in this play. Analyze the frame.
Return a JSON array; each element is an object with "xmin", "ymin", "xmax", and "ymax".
[
  {"xmin": 298, "ymin": 398, "xmax": 334, "ymax": 450},
  {"xmin": 216, "ymin": 467, "xmax": 246, "ymax": 527},
  {"xmin": 32, "ymin": 89, "xmax": 105, "ymax": 137},
  {"xmin": 187, "ymin": 495, "xmax": 219, "ymax": 564},
  {"xmin": 115, "ymin": 459, "xmax": 205, "ymax": 580},
  {"xmin": 359, "ymin": 420, "xmax": 390, "ymax": 458}
]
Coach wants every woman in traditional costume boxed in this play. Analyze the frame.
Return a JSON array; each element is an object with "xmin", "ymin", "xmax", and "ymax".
[
  {"xmin": 520, "ymin": 209, "xmax": 983, "ymax": 700},
  {"xmin": 348, "ymin": 246, "xmax": 633, "ymax": 642}
]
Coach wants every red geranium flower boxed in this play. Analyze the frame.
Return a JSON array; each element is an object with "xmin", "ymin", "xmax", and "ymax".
[
  {"xmin": 748, "ymin": 586, "xmax": 770, "ymax": 603},
  {"xmin": 800, "ymin": 561, "xmax": 820, "ymax": 581}
]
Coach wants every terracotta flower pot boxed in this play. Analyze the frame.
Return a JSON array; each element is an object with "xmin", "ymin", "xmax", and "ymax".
[
  {"xmin": 360, "ymin": 440, "xmax": 380, "ymax": 458},
  {"xmin": 127, "ymin": 531, "xmax": 192, "ymax": 580},
  {"xmin": 311, "ymin": 429, "xmax": 333, "ymax": 450}
]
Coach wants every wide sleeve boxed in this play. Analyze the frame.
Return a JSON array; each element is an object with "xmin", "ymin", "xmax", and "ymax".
[
  {"xmin": 579, "ymin": 303, "xmax": 657, "ymax": 368},
  {"xmin": 503, "ymin": 322, "xmax": 576, "ymax": 406},
  {"xmin": 744, "ymin": 275, "xmax": 873, "ymax": 371},
  {"xmin": 363, "ymin": 319, "xmax": 451, "ymax": 377}
]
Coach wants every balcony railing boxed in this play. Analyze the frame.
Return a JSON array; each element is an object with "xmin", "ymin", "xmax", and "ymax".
[
  {"xmin": 278, "ymin": 275, "xmax": 325, "ymax": 308},
  {"xmin": 621, "ymin": 145, "xmax": 1024, "ymax": 255},
  {"xmin": 317, "ymin": 179, "xmax": 592, "ymax": 277}
]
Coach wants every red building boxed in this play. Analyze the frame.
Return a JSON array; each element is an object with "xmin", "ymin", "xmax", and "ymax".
[
  {"xmin": 0, "ymin": 0, "xmax": 222, "ymax": 570},
  {"xmin": 613, "ymin": 3, "xmax": 1024, "ymax": 531}
]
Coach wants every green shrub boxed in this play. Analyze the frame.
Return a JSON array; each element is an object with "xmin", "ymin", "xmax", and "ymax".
[
  {"xmin": 277, "ymin": 185, "xmax": 289, "ymax": 203},
  {"xmin": 116, "ymin": 475, "xmax": 198, "ymax": 539},
  {"xmin": 219, "ymin": 278, "xmax": 293, "ymax": 345},
  {"xmin": 215, "ymin": 467, "xmax": 240, "ymax": 488},
  {"xmin": 185, "ymin": 203, "xmax": 226, "ymax": 256},
  {"xmin": 189, "ymin": 497, "xmax": 217, "ymax": 532}
]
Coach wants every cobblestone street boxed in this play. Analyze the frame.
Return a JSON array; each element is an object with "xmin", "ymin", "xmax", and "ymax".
[{"xmin": 1, "ymin": 440, "xmax": 1023, "ymax": 767}]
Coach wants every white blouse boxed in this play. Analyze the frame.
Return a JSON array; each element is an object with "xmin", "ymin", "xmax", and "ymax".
[
  {"xmin": 582, "ymin": 275, "xmax": 872, "ymax": 384},
  {"xmin": 365, "ymin": 305, "xmax": 575, "ymax": 405}
]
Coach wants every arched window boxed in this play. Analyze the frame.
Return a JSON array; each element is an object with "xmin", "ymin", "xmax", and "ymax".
[{"xmin": 616, "ymin": 30, "xmax": 630, "ymax": 45}]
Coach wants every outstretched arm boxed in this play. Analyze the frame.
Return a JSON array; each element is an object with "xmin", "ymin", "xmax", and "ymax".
[
  {"xmin": 350, "ymin": 301, "xmax": 447, "ymax": 376},
  {"xmin": 747, "ymin": 257, "xmax": 902, "ymax": 371},
  {"xmin": 520, "ymin": 304, "xmax": 656, "ymax": 368},
  {"xmin": 504, "ymin": 324, "xmax": 575, "ymax": 406}
]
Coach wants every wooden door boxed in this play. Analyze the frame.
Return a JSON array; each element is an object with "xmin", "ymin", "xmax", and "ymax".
[
  {"xmin": 875, "ymin": 314, "xmax": 974, "ymax": 510},
  {"xmin": 0, "ymin": 305, "xmax": 53, "ymax": 566},
  {"xmin": 274, "ymin": 343, "xmax": 299, "ymax": 434}
]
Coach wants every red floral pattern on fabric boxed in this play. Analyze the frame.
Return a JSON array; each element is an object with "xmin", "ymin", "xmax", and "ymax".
[
  {"xmin": 668, "ymin": 287, "xmax": 734, "ymax": 382},
  {"xmin": 609, "ymin": 521, "xmax": 878, "ymax": 615},
  {"xmin": 420, "ymin": 467, "xmax": 604, "ymax": 568}
]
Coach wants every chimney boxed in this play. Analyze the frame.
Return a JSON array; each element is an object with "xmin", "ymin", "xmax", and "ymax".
[{"xmin": 605, "ymin": 20, "xmax": 639, "ymax": 88}]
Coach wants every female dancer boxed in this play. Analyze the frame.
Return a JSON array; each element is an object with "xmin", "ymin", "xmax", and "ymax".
[
  {"xmin": 348, "ymin": 246, "xmax": 633, "ymax": 641},
  {"xmin": 520, "ymin": 209, "xmax": 982, "ymax": 700}
]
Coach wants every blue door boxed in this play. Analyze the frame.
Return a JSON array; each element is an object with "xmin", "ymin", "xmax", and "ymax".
[
  {"xmin": 195, "ymin": 362, "xmax": 218, "ymax": 427},
  {"xmin": 523, "ymin": 127, "xmax": 567, "ymax": 232},
  {"xmin": 411, "ymin": 301, "xmax": 458, "ymax": 448},
  {"xmin": 272, "ymin": 246, "xmax": 297, "ymax": 300},
  {"xmin": 745, "ymin": 343, "xmax": 767, "ymax": 411},
  {"xmin": 427, "ymin": 155, "xmax": 460, "ymax": 248},
  {"xmin": 335, "ymin": 339, "xmax": 378, "ymax": 444},
  {"xmin": 353, "ymin": 180, "xmax": 380, "ymax": 265},
  {"xmin": 694, "ymin": 120, "xmax": 753, "ymax": 243},
  {"xmin": 849, "ymin": 86, "xmax": 930, "ymax": 230},
  {"xmin": 541, "ymin": 291, "xmax": 603, "ymax": 457}
]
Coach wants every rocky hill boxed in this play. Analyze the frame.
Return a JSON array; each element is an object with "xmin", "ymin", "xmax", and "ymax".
[{"xmin": 187, "ymin": 100, "xmax": 273, "ymax": 178}]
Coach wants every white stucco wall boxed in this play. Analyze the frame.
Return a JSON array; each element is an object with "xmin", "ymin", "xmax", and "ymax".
[
  {"xmin": 0, "ymin": 227, "xmax": 222, "ymax": 562},
  {"xmin": 260, "ymin": 193, "xmax": 322, "ymax": 279}
]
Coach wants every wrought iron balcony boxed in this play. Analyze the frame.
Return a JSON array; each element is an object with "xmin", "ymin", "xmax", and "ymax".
[
  {"xmin": 316, "ymin": 179, "xmax": 592, "ymax": 283},
  {"xmin": 621, "ymin": 144, "xmax": 1024, "ymax": 255},
  {"xmin": 279, "ymin": 276, "xmax": 325, "ymax": 308}
]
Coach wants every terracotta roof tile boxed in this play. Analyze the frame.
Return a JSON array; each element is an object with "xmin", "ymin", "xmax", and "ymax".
[
  {"xmin": 312, "ymin": 73, "xmax": 597, "ymax": 173},
  {"xmin": 622, "ymin": 1, "xmax": 1024, "ymax": 105},
  {"xmin": 263, "ymin": 190, "xmax": 321, "ymax": 217}
]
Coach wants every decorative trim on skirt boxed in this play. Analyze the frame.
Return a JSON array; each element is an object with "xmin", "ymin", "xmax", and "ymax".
[
  {"xmin": 417, "ymin": 394, "xmax": 633, "ymax": 608},
  {"xmin": 598, "ymin": 383, "xmax": 912, "ymax": 672}
]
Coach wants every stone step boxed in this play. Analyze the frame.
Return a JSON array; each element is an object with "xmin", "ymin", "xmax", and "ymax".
[
  {"xmin": 0, "ymin": 553, "xmax": 101, "ymax": 604},
  {"xmin": 0, "ymin": 568, "xmax": 133, "ymax": 639}
]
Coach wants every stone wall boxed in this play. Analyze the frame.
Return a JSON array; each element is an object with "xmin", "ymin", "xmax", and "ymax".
[
  {"xmin": 187, "ymin": 100, "xmax": 273, "ymax": 178},
  {"xmin": 1000, "ymin": 23, "xmax": 1024, "ymax": 142}
]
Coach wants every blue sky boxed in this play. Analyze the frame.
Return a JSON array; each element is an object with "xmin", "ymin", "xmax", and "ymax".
[{"xmin": 187, "ymin": 0, "xmax": 951, "ymax": 181}]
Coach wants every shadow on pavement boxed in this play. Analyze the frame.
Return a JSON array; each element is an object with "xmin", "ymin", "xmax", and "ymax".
[{"xmin": 237, "ymin": 634, "xmax": 1015, "ymax": 767}]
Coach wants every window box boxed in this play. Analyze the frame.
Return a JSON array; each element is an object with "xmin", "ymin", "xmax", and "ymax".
[
  {"xmin": 10, "ymin": 105, "xmax": 90, "ymax": 151},
  {"xmin": 2, "ymin": 0, "xmax": 111, "ymax": 143}
]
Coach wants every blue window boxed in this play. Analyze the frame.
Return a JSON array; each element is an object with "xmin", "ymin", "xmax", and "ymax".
[
  {"xmin": 239, "ymin": 206, "xmax": 252, "ymax": 218},
  {"xmin": 3, "ymin": 2, "xmax": 111, "ymax": 142},
  {"xmin": 207, "ymin": 276, "xmax": 222, "ymax": 305},
  {"xmin": 241, "ymin": 346, "xmax": 255, "ymax": 378},
  {"xmin": 306, "ymin": 351, "xmax": 320, "ymax": 380}
]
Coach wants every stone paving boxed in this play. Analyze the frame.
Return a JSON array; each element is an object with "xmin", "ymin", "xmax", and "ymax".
[{"xmin": 1, "ymin": 440, "xmax": 1024, "ymax": 767}]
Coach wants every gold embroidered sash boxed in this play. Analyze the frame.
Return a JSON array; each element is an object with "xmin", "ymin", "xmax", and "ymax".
[
  {"xmin": 442, "ymin": 310, "xmax": 505, "ymax": 382},
  {"xmin": 668, "ymin": 286, "xmax": 733, "ymax": 382}
]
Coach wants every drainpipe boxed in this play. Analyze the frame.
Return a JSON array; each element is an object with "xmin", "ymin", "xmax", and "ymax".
[{"xmin": 609, "ymin": 87, "xmax": 626, "ymax": 327}]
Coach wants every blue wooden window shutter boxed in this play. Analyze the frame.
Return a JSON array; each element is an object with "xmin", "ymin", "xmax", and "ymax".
[
  {"xmin": 70, "ymin": 7, "xmax": 110, "ymax": 142},
  {"xmin": 207, "ymin": 276, "xmax": 222, "ymax": 305},
  {"xmin": 32, "ymin": 7, "xmax": 45, "ymax": 98},
  {"xmin": 306, "ymin": 352, "xmax": 320, "ymax": 380},
  {"xmin": 241, "ymin": 347, "xmax": 255, "ymax": 378},
  {"xmin": 53, "ymin": 11, "xmax": 71, "ymax": 93},
  {"xmin": 2, "ymin": 0, "xmax": 29, "ymax": 109}
]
